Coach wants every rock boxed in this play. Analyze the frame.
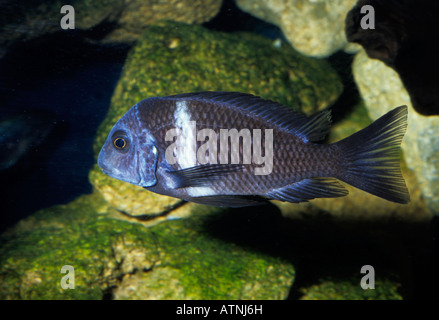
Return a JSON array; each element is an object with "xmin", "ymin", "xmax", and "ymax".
[
  {"xmin": 89, "ymin": 163, "xmax": 191, "ymax": 220},
  {"xmin": 352, "ymin": 50, "xmax": 439, "ymax": 216},
  {"xmin": 236, "ymin": 0, "xmax": 361, "ymax": 58},
  {"xmin": 0, "ymin": 192, "xmax": 295, "ymax": 300},
  {"xmin": 0, "ymin": 0, "xmax": 222, "ymax": 59},
  {"xmin": 90, "ymin": 20, "xmax": 343, "ymax": 218},
  {"xmin": 300, "ymin": 277, "xmax": 402, "ymax": 300},
  {"xmin": 98, "ymin": 0, "xmax": 223, "ymax": 44},
  {"xmin": 346, "ymin": 0, "xmax": 439, "ymax": 115}
]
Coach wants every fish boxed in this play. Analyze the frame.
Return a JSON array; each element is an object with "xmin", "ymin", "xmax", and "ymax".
[
  {"xmin": 0, "ymin": 110, "xmax": 56, "ymax": 170},
  {"xmin": 97, "ymin": 91, "xmax": 410, "ymax": 207}
]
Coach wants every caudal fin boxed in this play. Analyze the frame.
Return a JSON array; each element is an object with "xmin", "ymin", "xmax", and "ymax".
[{"xmin": 335, "ymin": 106, "xmax": 410, "ymax": 204}]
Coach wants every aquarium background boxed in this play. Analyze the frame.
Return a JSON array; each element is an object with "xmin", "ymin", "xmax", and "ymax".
[{"xmin": 0, "ymin": 0, "xmax": 438, "ymax": 300}]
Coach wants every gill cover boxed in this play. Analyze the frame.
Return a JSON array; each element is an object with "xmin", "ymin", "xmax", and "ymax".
[{"xmin": 137, "ymin": 141, "xmax": 158, "ymax": 187}]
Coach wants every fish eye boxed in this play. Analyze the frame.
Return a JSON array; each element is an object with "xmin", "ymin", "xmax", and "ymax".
[
  {"xmin": 113, "ymin": 137, "xmax": 127, "ymax": 149},
  {"xmin": 112, "ymin": 131, "xmax": 130, "ymax": 152}
]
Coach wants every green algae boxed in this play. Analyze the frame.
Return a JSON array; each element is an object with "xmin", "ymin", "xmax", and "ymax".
[
  {"xmin": 0, "ymin": 193, "xmax": 294, "ymax": 299},
  {"xmin": 300, "ymin": 276, "xmax": 402, "ymax": 300}
]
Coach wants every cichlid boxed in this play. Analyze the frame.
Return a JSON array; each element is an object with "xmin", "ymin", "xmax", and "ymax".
[
  {"xmin": 98, "ymin": 91, "xmax": 410, "ymax": 207},
  {"xmin": 0, "ymin": 110, "xmax": 56, "ymax": 170}
]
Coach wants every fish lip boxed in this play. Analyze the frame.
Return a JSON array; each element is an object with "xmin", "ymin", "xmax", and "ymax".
[
  {"xmin": 100, "ymin": 167, "xmax": 112, "ymax": 176},
  {"xmin": 97, "ymin": 151, "xmax": 114, "ymax": 176},
  {"xmin": 98, "ymin": 161, "xmax": 143, "ymax": 186},
  {"xmin": 98, "ymin": 161, "xmax": 112, "ymax": 175}
]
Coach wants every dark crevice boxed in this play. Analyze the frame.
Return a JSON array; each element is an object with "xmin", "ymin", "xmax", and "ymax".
[
  {"xmin": 203, "ymin": 0, "xmax": 286, "ymax": 41},
  {"xmin": 346, "ymin": 0, "xmax": 439, "ymax": 115},
  {"xmin": 325, "ymin": 51, "xmax": 361, "ymax": 125}
]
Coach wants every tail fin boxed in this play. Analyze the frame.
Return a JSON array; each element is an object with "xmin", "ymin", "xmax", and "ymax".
[{"xmin": 335, "ymin": 106, "xmax": 410, "ymax": 204}]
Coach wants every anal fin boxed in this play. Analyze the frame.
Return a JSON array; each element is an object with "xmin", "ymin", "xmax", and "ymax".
[{"xmin": 266, "ymin": 177, "xmax": 348, "ymax": 203}]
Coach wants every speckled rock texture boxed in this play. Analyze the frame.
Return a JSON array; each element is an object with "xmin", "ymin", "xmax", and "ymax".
[
  {"xmin": 0, "ymin": 193, "xmax": 295, "ymax": 299},
  {"xmin": 236, "ymin": 0, "xmax": 360, "ymax": 58}
]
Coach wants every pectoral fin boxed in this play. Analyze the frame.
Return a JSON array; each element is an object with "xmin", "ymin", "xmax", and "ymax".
[{"xmin": 168, "ymin": 164, "xmax": 244, "ymax": 188}]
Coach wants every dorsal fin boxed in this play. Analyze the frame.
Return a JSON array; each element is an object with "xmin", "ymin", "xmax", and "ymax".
[
  {"xmin": 166, "ymin": 91, "xmax": 332, "ymax": 142},
  {"xmin": 294, "ymin": 109, "xmax": 332, "ymax": 142}
]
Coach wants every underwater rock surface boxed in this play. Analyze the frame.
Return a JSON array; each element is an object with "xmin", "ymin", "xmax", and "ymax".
[
  {"xmin": 0, "ymin": 0, "xmax": 221, "ymax": 59},
  {"xmin": 300, "ymin": 277, "xmax": 402, "ymax": 300},
  {"xmin": 353, "ymin": 50, "xmax": 439, "ymax": 216},
  {"xmin": 96, "ymin": 0, "xmax": 223, "ymax": 45},
  {"xmin": 236, "ymin": 0, "xmax": 360, "ymax": 58},
  {"xmin": 90, "ymin": 20, "xmax": 343, "ymax": 218},
  {"xmin": 0, "ymin": 192, "xmax": 295, "ymax": 299},
  {"xmin": 0, "ymin": 190, "xmax": 409, "ymax": 300}
]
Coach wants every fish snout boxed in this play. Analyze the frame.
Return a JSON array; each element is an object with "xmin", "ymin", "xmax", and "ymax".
[{"xmin": 97, "ymin": 148, "xmax": 112, "ymax": 174}]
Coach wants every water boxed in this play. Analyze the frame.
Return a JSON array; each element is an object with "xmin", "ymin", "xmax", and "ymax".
[
  {"xmin": 0, "ymin": 0, "xmax": 283, "ymax": 231},
  {"xmin": 0, "ymin": 39, "xmax": 127, "ymax": 230}
]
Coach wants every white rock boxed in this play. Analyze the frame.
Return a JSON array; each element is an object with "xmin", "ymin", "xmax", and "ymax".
[{"xmin": 236, "ymin": 0, "xmax": 360, "ymax": 58}]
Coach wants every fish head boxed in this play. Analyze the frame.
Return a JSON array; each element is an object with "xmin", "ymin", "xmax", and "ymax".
[{"xmin": 97, "ymin": 110, "xmax": 158, "ymax": 187}]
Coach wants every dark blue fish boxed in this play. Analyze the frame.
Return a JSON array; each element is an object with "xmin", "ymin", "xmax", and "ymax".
[
  {"xmin": 98, "ymin": 92, "xmax": 409, "ymax": 207},
  {"xmin": 0, "ymin": 110, "xmax": 56, "ymax": 170}
]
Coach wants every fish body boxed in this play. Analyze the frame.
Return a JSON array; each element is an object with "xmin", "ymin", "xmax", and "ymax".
[
  {"xmin": 0, "ymin": 110, "xmax": 56, "ymax": 170},
  {"xmin": 98, "ymin": 91, "xmax": 410, "ymax": 207}
]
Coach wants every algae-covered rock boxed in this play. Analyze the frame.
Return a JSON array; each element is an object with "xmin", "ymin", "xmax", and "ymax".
[
  {"xmin": 352, "ymin": 50, "xmax": 439, "ymax": 216},
  {"xmin": 236, "ymin": 0, "xmax": 361, "ymax": 58},
  {"xmin": 0, "ymin": 0, "xmax": 221, "ymax": 59},
  {"xmin": 101, "ymin": 0, "xmax": 222, "ymax": 44},
  {"xmin": 90, "ymin": 20, "xmax": 343, "ymax": 218},
  {"xmin": 300, "ymin": 277, "xmax": 402, "ymax": 300},
  {"xmin": 0, "ymin": 192, "xmax": 295, "ymax": 300}
]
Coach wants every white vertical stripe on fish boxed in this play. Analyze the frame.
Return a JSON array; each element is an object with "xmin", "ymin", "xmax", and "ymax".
[
  {"xmin": 173, "ymin": 100, "xmax": 215, "ymax": 198},
  {"xmin": 174, "ymin": 100, "xmax": 197, "ymax": 169}
]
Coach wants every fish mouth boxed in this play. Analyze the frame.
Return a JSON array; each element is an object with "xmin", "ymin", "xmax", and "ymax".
[
  {"xmin": 100, "ymin": 166, "xmax": 113, "ymax": 177},
  {"xmin": 97, "ymin": 160, "xmax": 112, "ymax": 176},
  {"xmin": 97, "ymin": 150, "xmax": 114, "ymax": 176},
  {"xmin": 98, "ymin": 160, "xmax": 143, "ymax": 186}
]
